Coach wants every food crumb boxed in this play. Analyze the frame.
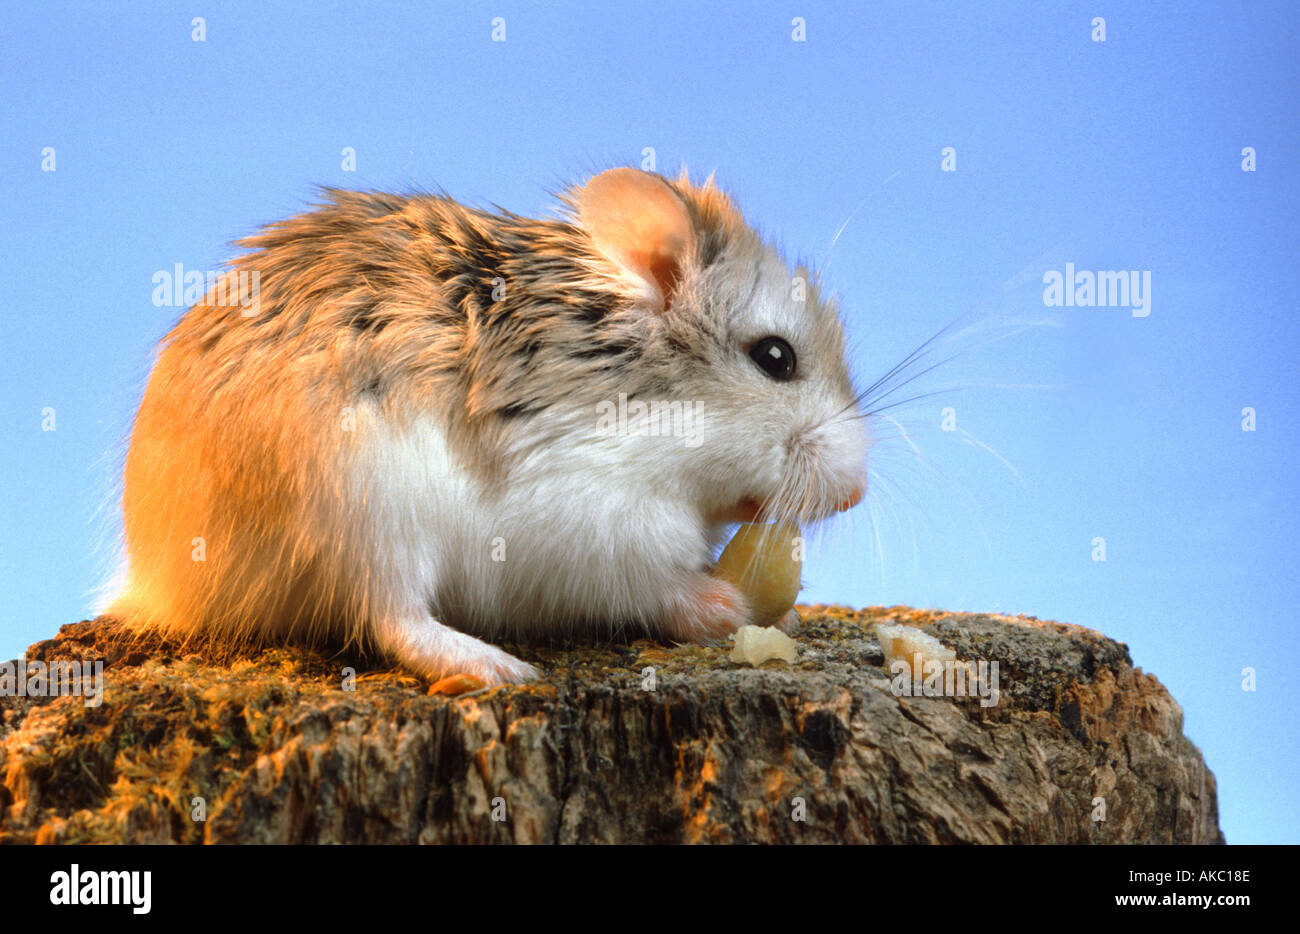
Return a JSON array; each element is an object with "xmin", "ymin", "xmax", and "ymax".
[{"xmin": 730, "ymin": 625, "xmax": 798, "ymax": 666}]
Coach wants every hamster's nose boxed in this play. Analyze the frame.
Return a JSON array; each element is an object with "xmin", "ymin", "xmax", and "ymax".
[{"xmin": 837, "ymin": 483, "xmax": 865, "ymax": 512}]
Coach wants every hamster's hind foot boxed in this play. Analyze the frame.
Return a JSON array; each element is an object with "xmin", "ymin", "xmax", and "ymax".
[{"xmin": 373, "ymin": 611, "xmax": 539, "ymax": 686}]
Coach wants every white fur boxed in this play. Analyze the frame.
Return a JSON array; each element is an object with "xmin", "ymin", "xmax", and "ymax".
[{"xmin": 347, "ymin": 404, "xmax": 719, "ymax": 681}]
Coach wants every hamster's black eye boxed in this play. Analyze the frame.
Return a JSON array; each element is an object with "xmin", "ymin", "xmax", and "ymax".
[{"xmin": 749, "ymin": 337, "xmax": 797, "ymax": 381}]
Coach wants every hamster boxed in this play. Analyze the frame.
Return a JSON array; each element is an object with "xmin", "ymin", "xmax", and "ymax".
[{"xmin": 110, "ymin": 167, "xmax": 868, "ymax": 684}]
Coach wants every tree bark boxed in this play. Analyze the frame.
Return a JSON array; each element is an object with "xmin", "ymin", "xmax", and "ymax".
[{"xmin": 0, "ymin": 606, "xmax": 1223, "ymax": 844}]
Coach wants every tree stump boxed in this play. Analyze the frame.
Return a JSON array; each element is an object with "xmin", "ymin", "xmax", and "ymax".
[{"xmin": 0, "ymin": 606, "xmax": 1223, "ymax": 844}]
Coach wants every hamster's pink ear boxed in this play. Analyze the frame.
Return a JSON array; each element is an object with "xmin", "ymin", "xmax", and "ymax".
[{"xmin": 578, "ymin": 168, "xmax": 697, "ymax": 311}]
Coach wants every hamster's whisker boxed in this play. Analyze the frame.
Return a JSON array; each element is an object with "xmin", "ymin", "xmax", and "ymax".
[
  {"xmin": 856, "ymin": 388, "xmax": 958, "ymax": 419},
  {"xmin": 956, "ymin": 427, "xmax": 1026, "ymax": 488},
  {"xmin": 856, "ymin": 351, "xmax": 964, "ymax": 416},
  {"xmin": 852, "ymin": 314, "xmax": 966, "ymax": 406},
  {"xmin": 842, "ymin": 307, "xmax": 1038, "ymax": 427}
]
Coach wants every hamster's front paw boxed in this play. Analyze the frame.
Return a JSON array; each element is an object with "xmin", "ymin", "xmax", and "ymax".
[{"xmin": 659, "ymin": 572, "xmax": 751, "ymax": 644}]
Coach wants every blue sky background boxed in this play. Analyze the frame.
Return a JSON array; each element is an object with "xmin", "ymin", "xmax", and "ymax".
[{"xmin": 2, "ymin": 1, "xmax": 1296, "ymax": 843}]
